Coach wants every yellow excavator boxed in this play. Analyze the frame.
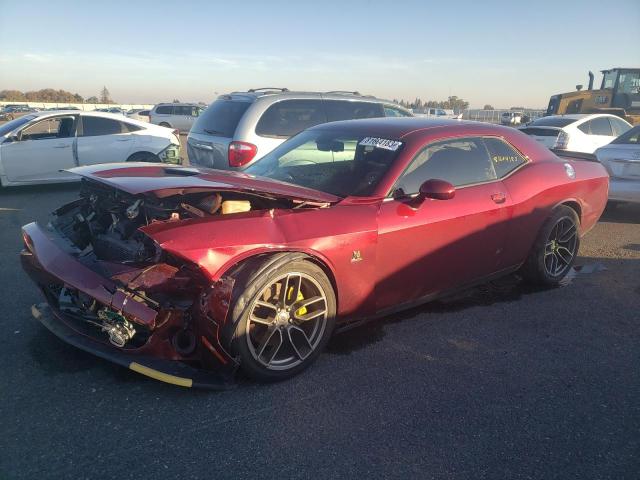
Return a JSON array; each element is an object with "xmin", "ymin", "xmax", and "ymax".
[{"xmin": 546, "ymin": 68, "xmax": 640, "ymax": 125}]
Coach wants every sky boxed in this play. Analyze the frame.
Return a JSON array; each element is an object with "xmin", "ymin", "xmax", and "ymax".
[{"xmin": 0, "ymin": 0, "xmax": 638, "ymax": 108}]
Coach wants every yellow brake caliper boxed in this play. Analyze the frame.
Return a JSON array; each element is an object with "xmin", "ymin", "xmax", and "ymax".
[{"xmin": 287, "ymin": 286, "xmax": 307, "ymax": 317}]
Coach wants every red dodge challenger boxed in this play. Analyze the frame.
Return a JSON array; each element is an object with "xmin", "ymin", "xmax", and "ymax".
[{"xmin": 21, "ymin": 118, "xmax": 609, "ymax": 388}]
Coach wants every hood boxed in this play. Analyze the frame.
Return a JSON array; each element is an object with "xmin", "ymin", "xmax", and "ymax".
[{"xmin": 67, "ymin": 163, "xmax": 340, "ymax": 204}]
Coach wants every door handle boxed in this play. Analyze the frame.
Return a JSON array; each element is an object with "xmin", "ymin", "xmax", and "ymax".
[
  {"xmin": 53, "ymin": 144, "xmax": 70, "ymax": 149},
  {"xmin": 491, "ymin": 192, "xmax": 506, "ymax": 204}
]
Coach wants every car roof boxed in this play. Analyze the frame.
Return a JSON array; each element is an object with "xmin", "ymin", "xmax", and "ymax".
[
  {"xmin": 154, "ymin": 102, "xmax": 201, "ymax": 106},
  {"xmin": 27, "ymin": 110, "xmax": 150, "ymax": 125},
  {"xmin": 308, "ymin": 117, "xmax": 484, "ymax": 138},
  {"xmin": 218, "ymin": 89, "xmax": 400, "ymax": 105}
]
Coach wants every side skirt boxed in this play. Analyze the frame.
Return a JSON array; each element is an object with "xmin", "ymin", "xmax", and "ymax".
[{"xmin": 334, "ymin": 264, "xmax": 522, "ymax": 334}]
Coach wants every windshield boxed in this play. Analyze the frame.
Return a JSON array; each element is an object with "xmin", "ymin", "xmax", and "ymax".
[
  {"xmin": 191, "ymin": 99, "xmax": 251, "ymax": 137},
  {"xmin": 529, "ymin": 117, "xmax": 578, "ymax": 128},
  {"xmin": 245, "ymin": 129, "xmax": 403, "ymax": 197},
  {"xmin": 0, "ymin": 115, "xmax": 37, "ymax": 136}
]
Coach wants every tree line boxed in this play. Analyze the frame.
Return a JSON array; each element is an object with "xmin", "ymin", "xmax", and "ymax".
[
  {"xmin": 393, "ymin": 96, "xmax": 470, "ymax": 112},
  {"xmin": 0, "ymin": 86, "xmax": 114, "ymax": 104}
]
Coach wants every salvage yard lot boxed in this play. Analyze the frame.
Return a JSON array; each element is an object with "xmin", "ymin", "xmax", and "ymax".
[{"xmin": 1, "ymin": 185, "xmax": 639, "ymax": 479}]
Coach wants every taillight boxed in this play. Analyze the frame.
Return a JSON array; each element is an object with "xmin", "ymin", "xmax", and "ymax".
[
  {"xmin": 228, "ymin": 141, "xmax": 257, "ymax": 167},
  {"xmin": 554, "ymin": 131, "xmax": 569, "ymax": 149},
  {"xmin": 22, "ymin": 231, "xmax": 33, "ymax": 252}
]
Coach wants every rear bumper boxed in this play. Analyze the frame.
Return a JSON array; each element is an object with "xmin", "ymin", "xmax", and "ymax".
[
  {"xmin": 609, "ymin": 178, "xmax": 640, "ymax": 203},
  {"xmin": 31, "ymin": 303, "xmax": 234, "ymax": 389}
]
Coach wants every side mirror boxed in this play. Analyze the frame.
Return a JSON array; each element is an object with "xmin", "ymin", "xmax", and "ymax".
[
  {"xmin": 417, "ymin": 179, "xmax": 455, "ymax": 201},
  {"xmin": 3, "ymin": 134, "xmax": 19, "ymax": 144}
]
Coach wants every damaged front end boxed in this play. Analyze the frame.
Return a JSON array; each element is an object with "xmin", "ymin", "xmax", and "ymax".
[{"xmin": 20, "ymin": 179, "xmax": 260, "ymax": 388}]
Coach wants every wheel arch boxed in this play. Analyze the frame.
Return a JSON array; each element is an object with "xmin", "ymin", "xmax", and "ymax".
[
  {"xmin": 218, "ymin": 249, "xmax": 338, "ymax": 297},
  {"xmin": 126, "ymin": 151, "xmax": 160, "ymax": 162},
  {"xmin": 556, "ymin": 199, "xmax": 582, "ymax": 223}
]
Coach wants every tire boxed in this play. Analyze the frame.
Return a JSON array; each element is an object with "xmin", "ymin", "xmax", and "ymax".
[
  {"xmin": 521, "ymin": 205, "xmax": 580, "ymax": 286},
  {"xmin": 228, "ymin": 257, "xmax": 336, "ymax": 382},
  {"xmin": 159, "ymin": 122, "xmax": 171, "ymax": 128},
  {"xmin": 127, "ymin": 152, "xmax": 160, "ymax": 163}
]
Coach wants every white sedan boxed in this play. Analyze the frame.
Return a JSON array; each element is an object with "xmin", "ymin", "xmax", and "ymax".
[
  {"xmin": 0, "ymin": 111, "xmax": 181, "ymax": 186},
  {"xmin": 519, "ymin": 113, "xmax": 632, "ymax": 154}
]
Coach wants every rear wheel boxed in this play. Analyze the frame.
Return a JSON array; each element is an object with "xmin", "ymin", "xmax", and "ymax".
[
  {"xmin": 159, "ymin": 122, "xmax": 171, "ymax": 128},
  {"xmin": 521, "ymin": 205, "xmax": 580, "ymax": 286},
  {"xmin": 230, "ymin": 259, "xmax": 336, "ymax": 382}
]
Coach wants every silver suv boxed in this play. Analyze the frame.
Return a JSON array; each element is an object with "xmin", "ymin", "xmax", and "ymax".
[
  {"xmin": 149, "ymin": 103, "xmax": 205, "ymax": 132},
  {"xmin": 187, "ymin": 89, "xmax": 412, "ymax": 169}
]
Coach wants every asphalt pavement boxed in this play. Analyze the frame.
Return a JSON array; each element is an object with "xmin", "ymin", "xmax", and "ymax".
[{"xmin": 0, "ymin": 184, "xmax": 638, "ymax": 480}]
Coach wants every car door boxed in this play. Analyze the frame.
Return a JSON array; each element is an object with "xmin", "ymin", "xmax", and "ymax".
[
  {"xmin": 375, "ymin": 136, "xmax": 510, "ymax": 311},
  {"xmin": 1, "ymin": 115, "xmax": 77, "ymax": 183},
  {"xmin": 76, "ymin": 115, "xmax": 135, "ymax": 165}
]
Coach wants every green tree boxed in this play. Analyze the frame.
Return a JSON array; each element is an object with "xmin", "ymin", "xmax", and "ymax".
[
  {"xmin": 483, "ymin": 104, "xmax": 494, "ymax": 110},
  {"xmin": 86, "ymin": 96, "xmax": 99, "ymax": 104}
]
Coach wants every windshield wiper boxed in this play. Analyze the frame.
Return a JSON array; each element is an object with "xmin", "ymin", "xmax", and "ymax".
[{"xmin": 203, "ymin": 128, "xmax": 224, "ymax": 135}]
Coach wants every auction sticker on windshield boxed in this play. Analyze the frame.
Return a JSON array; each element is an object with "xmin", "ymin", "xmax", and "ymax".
[{"xmin": 359, "ymin": 137, "xmax": 403, "ymax": 151}]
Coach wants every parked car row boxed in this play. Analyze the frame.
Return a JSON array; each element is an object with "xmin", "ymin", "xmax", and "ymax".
[{"xmin": 2, "ymin": 92, "xmax": 637, "ymax": 205}]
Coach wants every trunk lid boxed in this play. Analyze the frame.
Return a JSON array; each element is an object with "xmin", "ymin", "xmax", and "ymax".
[{"xmin": 66, "ymin": 163, "xmax": 340, "ymax": 203}]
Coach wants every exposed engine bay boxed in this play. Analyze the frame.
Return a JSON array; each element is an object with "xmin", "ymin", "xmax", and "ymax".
[
  {"xmin": 53, "ymin": 179, "xmax": 296, "ymax": 264},
  {"xmin": 45, "ymin": 179, "xmax": 304, "ymax": 350}
]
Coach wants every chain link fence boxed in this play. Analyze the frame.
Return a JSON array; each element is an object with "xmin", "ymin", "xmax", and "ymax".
[{"xmin": 462, "ymin": 109, "xmax": 546, "ymax": 124}]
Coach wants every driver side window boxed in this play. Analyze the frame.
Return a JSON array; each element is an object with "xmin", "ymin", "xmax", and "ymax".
[
  {"xmin": 395, "ymin": 137, "xmax": 497, "ymax": 195},
  {"xmin": 20, "ymin": 116, "xmax": 76, "ymax": 141}
]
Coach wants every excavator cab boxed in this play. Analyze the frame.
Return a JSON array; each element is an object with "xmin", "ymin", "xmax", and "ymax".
[{"xmin": 546, "ymin": 68, "xmax": 640, "ymax": 125}]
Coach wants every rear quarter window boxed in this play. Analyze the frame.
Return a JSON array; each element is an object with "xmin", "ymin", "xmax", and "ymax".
[
  {"xmin": 484, "ymin": 137, "xmax": 527, "ymax": 178},
  {"xmin": 154, "ymin": 105, "xmax": 173, "ymax": 115},
  {"xmin": 256, "ymin": 99, "xmax": 326, "ymax": 138},
  {"xmin": 589, "ymin": 117, "xmax": 613, "ymax": 136},
  {"xmin": 324, "ymin": 101, "xmax": 384, "ymax": 121}
]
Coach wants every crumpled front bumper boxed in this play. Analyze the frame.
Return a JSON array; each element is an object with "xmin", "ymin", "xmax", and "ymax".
[
  {"xmin": 20, "ymin": 222, "xmax": 236, "ymax": 390},
  {"xmin": 31, "ymin": 303, "xmax": 234, "ymax": 389}
]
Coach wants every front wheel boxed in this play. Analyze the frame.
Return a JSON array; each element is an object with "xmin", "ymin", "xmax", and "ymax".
[
  {"xmin": 521, "ymin": 205, "xmax": 580, "ymax": 286},
  {"xmin": 230, "ymin": 259, "xmax": 336, "ymax": 382}
]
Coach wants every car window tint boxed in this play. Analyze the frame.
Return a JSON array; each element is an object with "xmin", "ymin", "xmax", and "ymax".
[
  {"xmin": 609, "ymin": 117, "xmax": 632, "ymax": 137},
  {"xmin": 530, "ymin": 117, "xmax": 578, "ymax": 128},
  {"xmin": 589, "ymin": 117, "xmax": 613, "ymax": 136},
  {"xmin": 256, "ymin": 100, "xmax": 326, "ymax": 137},
  {"xmin": 191, "ymin": 100, "xmax": 251, "ymax": 137},
  {"xmin": 82, "ymin": 116, "xmax": 124, "ymax": 136},
  {"xmin": 121, "ymin": 122, "xmax": 142, "ymax": 133},
  {"xmin": 397, "ymin": 137, "xmax": 497, "ymax": 194},
  {"xmin": 20, "ymin": 116, "xmax": 75, "ymax": 140},
  {"xmin": 611, "ymin": 126, "xmax": 640, "ymax": 144},
  {"xmin": 577, "ymin": 121, "xmax": 590, "ymax": 134},
  {"xmin": 324, "ymin": 101, "xmax": 384, "ymax": 122},
  {"xmin": 155, "ymin": 105, "xmax": 172, "ymax": 114},
  {"xmin": 384, "ymin": 105, "xmax": 411, "ymax": 117},
  {"xmin": 484, "ymin": 137, "xmax": 527, "ymax": 178},
  {"xmin": 174, "ymin": 105, "xmax": 192, "ymax": 116}
]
